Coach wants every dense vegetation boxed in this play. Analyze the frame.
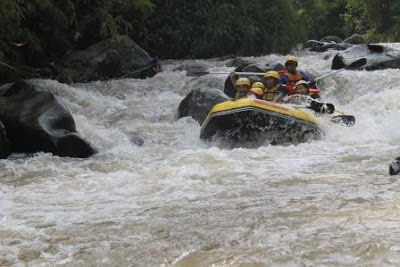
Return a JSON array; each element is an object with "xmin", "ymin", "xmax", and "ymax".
[
  {"xmin": 1, "ymin": 0, "xmax": 400, "ymax": 64},
  {"xmin": 296, "ymin": 0, "xmax": 400, "ymax": 41}
]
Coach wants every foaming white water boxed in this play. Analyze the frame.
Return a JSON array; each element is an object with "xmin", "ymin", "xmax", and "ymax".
[{"xmin": 1, "ymin": 52, "xmax": 400, "ymax": 266}]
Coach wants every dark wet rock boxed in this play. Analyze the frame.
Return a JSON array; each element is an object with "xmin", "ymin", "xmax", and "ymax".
[
  {"xmin": 216, "ymin": 54, "xmax": 236, "ymax": 61},
  {"xmin": 306, "ymin": 40, "xmax": 350, "ymax": 52},
  {"xmin": 271, "ymin": 63, "xmax": 285, "ymax": 71},
  {"xmin": 127, "ymin": 132, "xmax": 145, "ymax": 146},
  {"xmin": 57, "ymin": 35, "xmax": 156, "ymax": 83},
  {"xmin": 178, "ymin": 88, "xmax": 230, "ymax": 124},
  {"xmin": 306, "ymin": 35, "xmax": 363, "ymax": 52},
  {"xmin": 331, "ymin": 54, "xmax": 346, "ymax": 70},
  {"xmin": 321, "ymin": 36, "xmax": 343, "ymax": 43},
  {"xmin": 178, "ymin": 65, "xmax": 208, "ymax": 77},
  {"xmin": 0, "ymin": 120, "xmax": 10, "ymax": 159},
  {"xmin": 223, "ymin": 77, "xmax": 237, "ymax": 99},
  {"xmin": 223, "ymin": 62, "xmax": 267, "ymax": 98},
  {"xmin": 323, "ymin": 55, "xmax": 331, "ymax": 60},
  {"xmin": 225, "ymin": 58, "xmax": 257, "ymax": 68},
  {"xmin": 343, "ymin": 34, "xmax": 365, "ymax": 44},
  {"xmin": 0, "ymin": 35, "xmax": 158, "ymax": 85},
  {"xmin": 0, "ymin": 80, "xmax": 96, "ymax": 158},
  {"xmin": 331, "ymin": 43, "xmax": 400, "ymax": 70},
  {"xmin": 242, "ymin": 63, "xmax": 266, "ymax": 73},
  {"xmin": 390, "ymin": 157, "xmax": 400, "ymax": 175}
]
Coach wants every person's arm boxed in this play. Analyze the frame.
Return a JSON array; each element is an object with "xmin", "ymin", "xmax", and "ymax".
[
  {"xmin": 301, "ymin": 73, "xmax": 313, "ymax": 82},
  {"xmin": 280, "ymin": 75, "xmax": 288, "ymax": 85},
  {"xmin": 230, "ymin": 72, "xmax": 238, "ymax": 89},
  {"xmin": 273, "ymin": 85, "xmax": 288, "ymax": 103}
]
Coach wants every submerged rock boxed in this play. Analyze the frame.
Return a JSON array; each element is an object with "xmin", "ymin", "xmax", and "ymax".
[
  {"xmin": 178, "ymin": 88, "xmax": 230, "ymax": 124},
  {"xmin": 127, "ymin": 131, "xmax": 145, "ymax": 146},
  {"xmin": 390, "ymin": 157, "xmax": 400, "ymax": 175},
  {"xmin": 0, "ymin": 80, "xmax": 96, "ymax": 158}
]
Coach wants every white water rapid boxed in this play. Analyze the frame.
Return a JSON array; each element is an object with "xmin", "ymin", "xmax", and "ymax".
[{"xmin": 1, "ymin": 51, "xmax": 400, "ymax": 266}]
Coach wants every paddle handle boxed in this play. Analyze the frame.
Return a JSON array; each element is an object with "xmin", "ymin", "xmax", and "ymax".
[
  {"xmin": 209, "ymin": 71, "xmax": 265, "ymax": 75},
  {"xmin": 315, "ymin": 68, "xmax": 345, "ymax": 82}
]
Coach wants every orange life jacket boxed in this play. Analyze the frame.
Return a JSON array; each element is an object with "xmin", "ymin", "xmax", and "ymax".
[{"xmin": 283, "ymin": 71, "xmax": 302, "ymax": 95}]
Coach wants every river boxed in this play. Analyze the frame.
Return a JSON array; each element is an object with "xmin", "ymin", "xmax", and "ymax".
[{"xmin": 1, "ymin": 51, "xmax": 400, "ymax": 266}]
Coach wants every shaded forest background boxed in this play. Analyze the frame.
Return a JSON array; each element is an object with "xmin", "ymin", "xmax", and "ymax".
[{"xmin": 1, "ymin": 0, "xmax": 400, "ymax": 65}]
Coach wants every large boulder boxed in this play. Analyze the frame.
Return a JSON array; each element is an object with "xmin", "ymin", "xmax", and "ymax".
[
  {"xmin": 331, "ymin": 43, "xmax": 400, "ymax": 70},
  {"xmin": 223, "ymin": 62, "xmax": 270, "ymax": 98},
  {"xmin": 225, "ymin": 57, "xmax": 257, "ymax": 68},
  {"xmin": 0, "ymin": 80, "xmax": 96, "ymax": 158},
  {"xmin": 178, "ymin": 88, "xmax": 230, "ymax": 124},
  {"xmin": 56, "ymin": 35, "xmax": 157, "ymax": 83}
]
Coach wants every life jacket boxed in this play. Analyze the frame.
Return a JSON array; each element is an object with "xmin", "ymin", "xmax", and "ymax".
[
  {"xmin": 263, "ymin": 86, "xmax": 280, "ymax": 101},
  {"xmin": 282, "ymin": 71, "xmax": 302, "ymax": 95},
  {"xmin": 308, "ymin": 88, "xmax": 321, "ymax": 98}
]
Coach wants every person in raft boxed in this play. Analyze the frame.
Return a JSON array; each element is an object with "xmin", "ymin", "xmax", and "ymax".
[
  {"xmin": 288, "ymin": 80, "xmax": 312, "ymax": 105},
  {"xmin": 263, "ymin": 71, "xmax": 288, "ymax": 103},
  {"xmin": 280, "ymin": 56, "xmax": 312, "ymax": 95},
  {"xmin": 248, "ymin": 82, "xmax": 265, "ymax": 99},
  {"xmin": 229, "ymin": 76, "xmax": 264, "ymax": 100},
  {"xmin": 232, "ymin": 77, "xmax": 252, "ymax": 99}
]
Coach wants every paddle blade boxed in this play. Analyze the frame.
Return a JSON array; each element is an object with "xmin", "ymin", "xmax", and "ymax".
[
  {"xmin": 331, "ymin": 115, "xmax": 355, "ymax": 126},
  {"xmin": 347, "ymin": 58, "xmax": 367, "ymax": 69},
  {"xmin": 308, "ymin": 101, "xmax": 335, "ymax": 114}
]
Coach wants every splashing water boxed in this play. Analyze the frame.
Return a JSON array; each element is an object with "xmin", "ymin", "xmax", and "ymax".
[{"xmin": 1, "ymin": 52, "xmax": 400, "ymax": 266}]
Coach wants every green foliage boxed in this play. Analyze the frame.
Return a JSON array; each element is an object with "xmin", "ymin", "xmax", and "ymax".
[
  {"xmin": 295, "ymin": 0, "xmax": 347, "ymax": 39},
  {"xmin": 295, "ymin": 0, "xmax": 400, "ymax": 42},
  {"xmin": 0, "ymin": 0, "xmax": 153, "ymax": 63},
  {"xmin": 141, "ymin": 0, "xmax": 306, "ymax": 58},
  {"xmin": 2, "ymin": 0, "xmax": 400, "ymax": 63}
]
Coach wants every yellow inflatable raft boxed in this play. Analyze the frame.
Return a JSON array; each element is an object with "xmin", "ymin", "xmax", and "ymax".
[{"xmin": 200, "ymin": 98, "xmax": 323, "ymax": 144}]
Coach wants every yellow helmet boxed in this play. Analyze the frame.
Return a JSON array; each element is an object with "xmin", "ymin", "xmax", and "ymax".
[
  {"xmin": 294, "ymin": 80, "xmax": 309, "ymax": 88},
  {"xmin": 285, "ymin": 56, "xmax": 298, "ymax": 66},
  {"xmin": 264, "ymin": 71, "xmax": 280, "ymax": 80},
  {"xmin": 251, "ymin": 82, "xmax": 265, "ymax": 89},
  {"xmin": 249, "ymin": 87, "xmax": 264, "ymax": 97},
  {"xmin": 236, "ymin": 77, "xmax": 251, "ymax": 87}
]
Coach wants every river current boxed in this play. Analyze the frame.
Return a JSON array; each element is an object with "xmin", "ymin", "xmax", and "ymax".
[{"xmin": 1, "ymin": 51, "xmax": 400, "ymax": 266}]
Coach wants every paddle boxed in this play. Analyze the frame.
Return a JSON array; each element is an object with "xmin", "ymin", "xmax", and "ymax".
[
  {"xmin": 315, "ymin": 58, "xmax": 367, "ymax": 82},
  {"xmin": 307, "ymin": 101, "xmax": 356, "ymax": 126},
  {"xmin": 307, "ymin": 100, "xmax": 335, "ymax": 114},
  {"xmin": 186, "ymin": 70, "xmax": 265, "ymax": 77}
]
